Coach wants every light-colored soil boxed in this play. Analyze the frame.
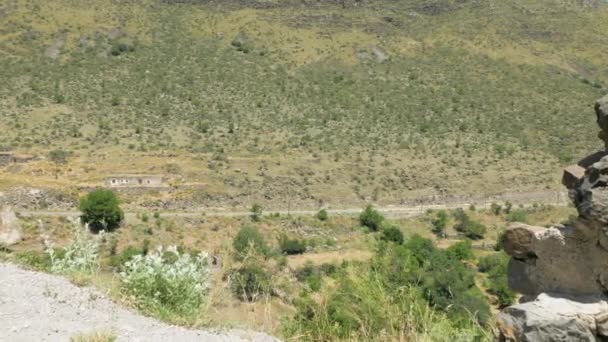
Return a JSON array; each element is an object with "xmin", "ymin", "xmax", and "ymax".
[{"xmin": 0, "ymin": 263, "xmax": 279, "ymax": 342}]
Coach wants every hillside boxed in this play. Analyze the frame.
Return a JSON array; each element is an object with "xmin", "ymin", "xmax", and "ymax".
[{"xmin": 1, "ymin": 0, "xmax": 608, "ymax": 209}]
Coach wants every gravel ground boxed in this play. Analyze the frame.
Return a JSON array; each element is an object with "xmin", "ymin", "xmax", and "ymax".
[{"xmin": 0, "ymin": 263, "xmax": 279, "ymax": 342}]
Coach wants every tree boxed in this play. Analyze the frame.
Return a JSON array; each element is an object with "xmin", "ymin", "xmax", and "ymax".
[
  {"xmin": 79, "ymin": 189, "xmax": 124, "ymax": 232},
  {"xmin": 359, "ymin": 205, "xmax": 384, "ymax": 231}
]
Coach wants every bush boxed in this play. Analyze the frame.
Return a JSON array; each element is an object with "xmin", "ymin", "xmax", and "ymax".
[
  {"xmin": 230, "ymin": 263, "xmax": 272, "ymax": 301},
  {"xmin": 431, "ymin": 210, "xmax": 448, "ymax": 238},
  {"xmin": 380, "ymin": 224, "xmax": 404, "ymax": 244},
  {"xmin": 453, "ymin": 210, "xmax": 487, "ymax": 240},
  {"xmin": 478, "ymin": 253, "xmax": 508, "ymax": 273},
  {"xmin": 250, "ymin": 203, "xmax": 263, "ymax": 222},
  {"xmin": 108, "ymin": 246, "xmax": 144, "ymax": 268},
  {"xmin": 232, "ymin": 225, "xmax": 269, "ymax": 260},
  {"xmin": 48, "ymin": 225, "xmax": 101, "ymax": 275},
  {"xmin": 478, "ymin": 252, "xmax": 515, "ymax": 307},
  {"xmin": 79, "ymin": 189, "xmax": 124, "ymax": 232},
  {"xmin": 119, "ymin": 246, "xmax": 210, "ymax": 319},
  {"xmin": 359, "ymin": 205, "xmax": 384, "ymax": 231},
  {"xmin": 446, "ymin": 240, "xmax": 474, "ymax": 261},
  {"xmin": 490, "ymin": 203, "xmax": 502, "ymax": 215},
  {"xmin": 316, "ymin": 209, "xmax": 329, "ymax": 221},
  {"xmin": 48, "ymin": 149, "xmax": 71, "ymax": 164},
  {"xmin": 279, "ymin": 235, "xmax": 307, "ymax": 255},
  {"xmin": 506, "ymin": 209, "xmax": 528, "ymax": 223}
]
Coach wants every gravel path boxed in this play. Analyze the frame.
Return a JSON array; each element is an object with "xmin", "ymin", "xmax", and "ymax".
[{"xmin": 0, "ymin": 263, "xmax": 279, "ymax": 342}]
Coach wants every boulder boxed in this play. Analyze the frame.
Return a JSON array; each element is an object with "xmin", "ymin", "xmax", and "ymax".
[
  {"xmin": 0, "ymin": 206, "xmax": 22, "ymax": 246},
  {"xmin": 496, "ymin": 293, "xmax": 608, "ymax": 342},
  {"xmin": 562, "ymin": 164, "xmax": 585, "ymax": 190}
]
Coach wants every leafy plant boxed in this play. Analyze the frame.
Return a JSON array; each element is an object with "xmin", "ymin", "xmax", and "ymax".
[
  {"xmin": 232, "ymin": 225, "xmax": 269, "ymax": 260},
  {"xmin": 316, "ymin": 209, "xmax": 329, "ymax": 221},
  {"xmin": 79, "ymin": 189, "xmax": 124, "ymax": 232},
  {"xmin": 47, "ymin": 224, "xmax": 101, "ymax": 275},
  {"xmin": 278, "ymin": 234, "xmax": 307, "ymax": 255},
  {"xmin": 359, "ymin": 205, "xmax": 384, "ymax": 231},
  {"xmin": 380, "ymin": 224, "xmax": 404, "ymax": 244},
  {"xmin": 119, "ymin": 246, "xmax": 210, "ymax": 320}
]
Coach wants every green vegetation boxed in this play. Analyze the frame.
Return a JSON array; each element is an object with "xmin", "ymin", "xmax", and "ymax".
[
  {"xmin": 232, "ymin": 225, "xmax": 269, "ymax": 260},
  {"xmin": 380, "ymin": 224, "xmax": 404, "ymax": 244},
  {"xmin": 1, "ymin": 0, "xmax": 605, "ymax": 208},
  {"xmin": 284, "ymin": 235, "xmax": 491, "ymax": 340},
  {"xmin": 316, "ymin": 209, "xmax": 329, "ymax": 221},
  {"xmin": 359, "ymin": 205, "xmax": 384, "ymax": 231},
  {"xmin": 453, "ymin": 209, "xmax": 487, "ymax": 240},
  {"xmin": 478, "ymin": 252, "xmax": 515, "ymax": 307},
  {"xmin": 278, "ymin": 234, "xmax": 307, "ymax": 255},
  {"xmin": 119, "ymin": 247, "xmax": 210, "ymax": 323},
  {"xmin": 79, "ymin": 190, "xmax": 124, "ymax": 232},
  {"xmin": 431, "ymin": 210, "xmax": 448, "ymax": 238}
]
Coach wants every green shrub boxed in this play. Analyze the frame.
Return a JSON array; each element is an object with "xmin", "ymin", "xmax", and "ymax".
[
  {"xmin": 230, "ymin": 263, "xmax": 272, "ymax": 301},
  {"xmin": 431, "ymin": 210, "xmax": 448, "ymax": 237},
  {"xmin": 453, "ymin": 210, "xmax": 487, "ymax": 240},
  {"xmin": 478, "ymin": 253, "xmax": 508, "ymax": 273},
  {"xmin": 48, "ymin": 149, "xmax": 71, "ymax": 164},
  {"xmin": 446, "ymin": 240, "xmax": 474, "ymax": 261},
  {"xmin": 490, "ymin": 203, "xmax": 502, "ymax": 215},
  {"xmin": 380, "ymin": 224, "xmax": 404, "ymax": 244},
  {"xmin": 108, "ymin": 246, "xmax": 143, "ymax": 268},
  {"xmin": 79, "ymin": 189, "xmax": 124, "ymax": 232},
  {"xmin": 478, "ymin": 252, "xmax": 515, "ymax": 307},
  {"xmin": 359, "ymin": 205, "xmax": 384, "ymax": 231},
  {"xmin": 250, "ymin": 204, "xmax": 263, "ymax": 222},
  {"xmin": 48, "ymin": 225, "xmax": 101, "ymax": 275},
  {"xmin": 316, "ymin": 209, "xmax": 329, "ymax": 221},
  {"xmin": 119, "ymin": 246, "xmax": 210, "ymax": 320},
  {"xmin": 232, "ymin": 225, "xmax": 269, "ymax": 260},
  {"xmin": 506, "ymin": 209, "xmax": 528, "ymax": 223},
  {"xmin": 278, "ymin": 234, "xmax": 307, "ymax": 255}
]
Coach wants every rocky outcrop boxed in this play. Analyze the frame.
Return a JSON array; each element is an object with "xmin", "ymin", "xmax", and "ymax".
[
  {"xmin": 497, "ymin": 94, "xmax": 608, "ymax": 341},
  {"xmin": 0, "ymin": 206, "xmax": 22, "ymax": 246}
]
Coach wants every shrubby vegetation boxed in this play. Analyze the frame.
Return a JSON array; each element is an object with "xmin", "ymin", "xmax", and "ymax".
[
  {"xmin": 47, "ymin": 222, "xmax": 101, "ymax": 275},
  {"xmin": 278, "ymin": 234, "xmax": 307, "ymax": 255},
  {"xmin": 359, "ymin": 205, "xmax": 384, "ymax": 231},
  {"xmin": 453, "ymin": 209, "xmax": 487, "ymax": 240},
  {"xmin": 284, "ymin": 235, "xmax": 491, "ymax": 340},
  {"xmin": 119, "ymin": 246, "xmax": 211, "ymax": 321},
  {"xmin": 79, "ymin": 190, "xmax": 124, "ymax": 232},
  {"xmin": 478, "ymin": 252, "xmax": 515, "ymax": 307},
  {"xmin": 232, "ymin": 225, "xmax": 269, "ymax": 260}
]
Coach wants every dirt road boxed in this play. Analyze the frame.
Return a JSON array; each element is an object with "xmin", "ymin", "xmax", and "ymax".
[{"xmin": 18, "ymin": 190, "xmax": 569, "ymax": 219}]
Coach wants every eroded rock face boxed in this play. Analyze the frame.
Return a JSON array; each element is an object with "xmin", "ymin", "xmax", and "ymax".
[
  {"xmin": 498, "ymin": 94, "xmax": 608, "ymax": 341},
  {"xmin": 0, "ymin": 206, "xmax": 22, "ymax": 246}
]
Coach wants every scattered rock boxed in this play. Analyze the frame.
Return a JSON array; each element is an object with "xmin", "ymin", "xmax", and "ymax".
[
  {"xmin": 231, "ymin": 31, "xmax": 254, "ymax": 53},
  {"xmin": 0, "ymin": 206, "xmax": 22, "ymax": 246}
]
